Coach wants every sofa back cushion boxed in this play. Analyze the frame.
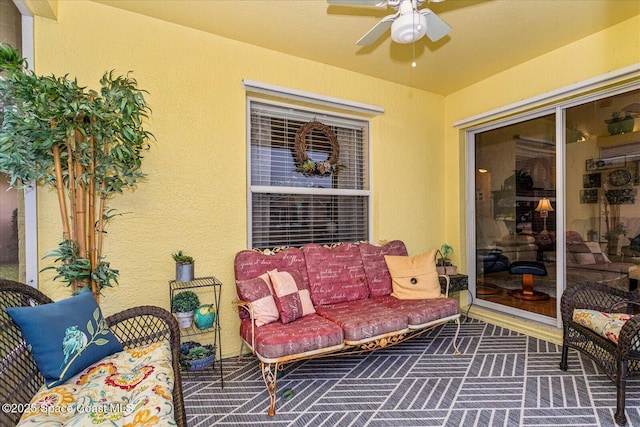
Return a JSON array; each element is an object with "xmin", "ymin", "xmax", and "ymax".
[
  {"xmin": 303, "ymin": 242, "xmax": 370, "ymax": 306},
  {"xmin": 566, "ymin": 231, "xmax": 590, "ymax": 264},
  {"xmin": 358, "ymin": 240, "xmax": 408, "ymax": 297},
  {"xmin": 235, "ymin": 247, "xmax": 309, "ymax": 283}
]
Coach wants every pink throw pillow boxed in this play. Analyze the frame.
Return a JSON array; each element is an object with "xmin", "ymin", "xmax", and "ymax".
[
  {"xmin": 268, "ymin": 269, "xmax": 316, "ymax": 324},
  {"xmin": 235, "ymin": 273, "xmax": 280, "ymax": 326}
]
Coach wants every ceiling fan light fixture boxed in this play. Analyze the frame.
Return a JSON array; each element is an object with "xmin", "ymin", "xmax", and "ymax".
[{"xmin": 391, "ymin": 11, "xmax": 427, "ymax": 43}]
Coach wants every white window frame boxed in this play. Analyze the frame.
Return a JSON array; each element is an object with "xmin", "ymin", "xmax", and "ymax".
[{"xmin": 245, "ymin": 95, "xmax": 374, "ymax": 248}]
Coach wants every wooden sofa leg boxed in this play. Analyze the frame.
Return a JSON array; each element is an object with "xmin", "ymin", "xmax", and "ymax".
[
  {"xmin": 615, "ymin": 361, "xmax": 628, "ymax": 426},
  {"xmin": 261, "ymin": 361, "xmax": 279, "ymax": 416}
]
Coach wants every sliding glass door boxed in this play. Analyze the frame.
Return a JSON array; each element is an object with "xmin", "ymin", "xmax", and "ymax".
[
  {"xmin": 470, "ymin": 86, "xmax": 640, "ymax": 324},
  {"xmin": 474, "ymin": 114, "xmax": 557, "ymax": 321}
]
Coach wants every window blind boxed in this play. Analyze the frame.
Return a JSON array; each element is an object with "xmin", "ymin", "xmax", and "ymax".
[{"xmin": 248, "ymin": 100, "xmax": 370, "ymax": 248}]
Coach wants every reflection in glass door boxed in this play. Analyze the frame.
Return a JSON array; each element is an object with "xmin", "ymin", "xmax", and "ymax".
[
  {"xmin": 565, "ymin": 89, "xmax": 640, "ymax": 293},
  {"xmin": 474, "ymin": 114, "xmax": 557, "ymax": 319}
]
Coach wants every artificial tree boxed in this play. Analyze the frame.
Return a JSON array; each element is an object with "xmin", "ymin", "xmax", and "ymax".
[{"xmin": 0, "ymin": 44, "xmax": 153, "ymax": 302}]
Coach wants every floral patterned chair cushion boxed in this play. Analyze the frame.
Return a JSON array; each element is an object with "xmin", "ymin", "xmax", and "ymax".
[
  {"xmin": 572, "ymin": 309, "xmax": 633, "ymax": 344},
  {"xmin": 17, "ymin": 340, "xmax": 176, "ymax": 426}
]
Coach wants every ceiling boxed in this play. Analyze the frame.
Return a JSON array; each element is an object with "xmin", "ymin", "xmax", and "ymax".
[{"xmin": 92, "ymin": 0, "xmax": 640, "ymax": 96}]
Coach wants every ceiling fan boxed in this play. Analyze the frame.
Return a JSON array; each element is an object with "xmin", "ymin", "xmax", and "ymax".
[{"xmin": 328, "ymin": 0, "xmax": 452, "ymax": 46}]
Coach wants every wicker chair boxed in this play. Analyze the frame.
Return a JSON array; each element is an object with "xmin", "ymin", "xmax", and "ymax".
[
  {"xmin": 560, "ymin": 281, "xmax": 640, "ymax": 426},
  {"xmin": 0, "ymin": 279, "xmax": 186, "ymax": 427}
]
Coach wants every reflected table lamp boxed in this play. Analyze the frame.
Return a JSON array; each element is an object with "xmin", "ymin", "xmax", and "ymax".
[{"xmin": 535, "ymin": 198, "xmax": 554, "ymax": 233}]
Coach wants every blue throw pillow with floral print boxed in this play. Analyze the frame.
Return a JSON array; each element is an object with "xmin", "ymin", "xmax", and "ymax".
[{"xmin": 6, "ymin": 288, "xmax": 123, "ymax": 387}]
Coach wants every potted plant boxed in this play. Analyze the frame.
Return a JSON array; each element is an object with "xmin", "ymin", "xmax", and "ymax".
[
  {"xmin": 171, "ymin": 290, "xmax": 200, "ymax": 328},
  {"xmin": 179, "ymin": 341, "xmax": 216, "ymax": 371},
  {"xmin": 437, "ymin": 243, "xmax": 457, "ymax": 275},
  {"xmin": 172, "ymin": 250, "xmax": 195, "ymax": 282},
  {"xmin": 0, "ymin": 44, "xmax": 153, "ymax": 302}
]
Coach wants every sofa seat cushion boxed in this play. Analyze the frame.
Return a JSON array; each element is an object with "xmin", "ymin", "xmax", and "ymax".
[
  {"xmin": 375, "ymin": 295, "xmax": 460, "ymax": 328},
  {"xmin": 568, "ymin": 261, "xmax": 638, "ymax": 275},
  {"xmin": 303, "ymin": 243, "xmax": 370, "ymax": 306},
  {"xmin": 17, "ymin": 340, "xmax": 175, "ymax": 426},
  {"xmin": 359, "ymin": 240, "xmax": 408, "ymax": 298},
  {"xmin": 314, "ymin": 299, "xmax": 408, "ymax": 343},
  {"xmin": 240, "ymin": 315, "xmax": 344, "ymax": 359}
]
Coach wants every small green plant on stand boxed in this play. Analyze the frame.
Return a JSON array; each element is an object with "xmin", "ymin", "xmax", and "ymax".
[
  {"xmin": 171, "ymin": 291, "xmax": 200, "ymax": 313},
  {"xmin": 179, "ymin": 341, "xmax": 215, "ymax": 370},
  {"xmin": 440, "ymin": 243, "xmax": 453, "ymax": 266},
  {"xmin": 172, "ymin": 250, "xmax": 195, "ymax": 282},
  {"xmin": 171, "ymin": 290, "xmax": 200, "ymax": 328},
  {"xmin": 172, "ymin": 250, "xmax": 194, "ymax": 265}
]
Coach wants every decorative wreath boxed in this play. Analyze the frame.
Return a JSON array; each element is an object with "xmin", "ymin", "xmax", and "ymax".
[{"xmin": 294, "ymin": 119, "xmax": 343, "ymax": 177}]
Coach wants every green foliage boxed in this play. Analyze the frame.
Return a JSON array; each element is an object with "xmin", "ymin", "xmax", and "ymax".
[
  {"xmin": 171, "ymin": 290, "xmax": 200, "ymax": 313},
  {"xmin": 41, "ymin": 240, "xmax": 119, "ymax": 291},
  {"xmin": 172, "ymin": 250, "xmax": 194, "ymax": 265},
  {"xmin": 440, "ymin": 243, "xmax": 453, "ymax": 259},
  {"xmin": 0, "ymin": 43, "xmax": 153, "ymax": 297}
]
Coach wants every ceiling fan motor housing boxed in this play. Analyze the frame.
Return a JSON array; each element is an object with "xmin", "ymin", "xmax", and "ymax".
[{"xmin": 391, "ymin": 11, "xmax": 427, "ymax": 43}]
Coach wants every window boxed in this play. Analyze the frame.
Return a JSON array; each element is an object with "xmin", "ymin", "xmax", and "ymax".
[{"xmin": 248, "ymin": 100, "xmax": 370, "ymax": 248}]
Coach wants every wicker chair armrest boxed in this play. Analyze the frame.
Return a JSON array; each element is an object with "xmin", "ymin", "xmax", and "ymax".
[
  {"xmin": 105, "ymin": 306, "xmax": 186, "ymax": 427},
  {"xmin": 616, "ymin": 315, "xmax": 640, "ymax": 359},
  {"xmin": 561, "ymin": 281, "xmax": 639, "ymax": 323}
]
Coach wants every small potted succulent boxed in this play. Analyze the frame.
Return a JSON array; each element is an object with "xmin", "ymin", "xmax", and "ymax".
[
  {"xmin": 172, "ymin": 250, "xmax": 195, "ymax": 282},
  {"xmin": 180, "ymin": 341, "xmax": 216, "ymax": 371},
  {"xmin": 171, "ymin": 290, "xmax": 200, "ymax": 328},
  {"xmin": 437, "ymin": 243, "xmax": 457, "ymax": 275}
]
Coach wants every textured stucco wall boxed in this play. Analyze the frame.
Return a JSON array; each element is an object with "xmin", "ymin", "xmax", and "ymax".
[{"xmin": 30, "ymin": 1, "xmax": 446, "ymax": 357}]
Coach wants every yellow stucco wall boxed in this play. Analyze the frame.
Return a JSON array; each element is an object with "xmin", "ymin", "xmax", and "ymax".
[
  {"xmin": 444, "ymin": 15, "xmax": 640, "ymax": 341},
  {"xmin": 26, "ymin": 2, "xmax": 640, "ymax": 354},
  {"xmin": 31, "ymin": 1, "xmax": 447, "ymax": 358}
]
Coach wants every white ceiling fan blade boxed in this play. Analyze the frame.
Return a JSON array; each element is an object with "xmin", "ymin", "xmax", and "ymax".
[
  {"xmin": 356, "ymin": 13, "xmax": 397, "ymax": 45},
  {"xmin": 420, "ymin": 8, "xmax": 452, "ymax": 42},
  {"xmin": 327, "ymin": 0, "xmax": 387, "ymax": 6}
]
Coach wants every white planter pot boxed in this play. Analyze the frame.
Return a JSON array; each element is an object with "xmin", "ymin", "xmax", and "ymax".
[
  {"xmin": 175, "ymin": 311, "xmax": 195, "ymax": 328},
  {"xmin": 176, "ymin": 263, "xmax": 194, "ymax": 282}
]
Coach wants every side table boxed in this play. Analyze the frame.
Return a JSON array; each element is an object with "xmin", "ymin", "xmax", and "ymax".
[
  {"xmin": 169, "ymin": 276, "xmax": 223, "ymax": 387},
  {"xmin": 439, "ymin": 274, "xmax": 472, "ymax": 318}
]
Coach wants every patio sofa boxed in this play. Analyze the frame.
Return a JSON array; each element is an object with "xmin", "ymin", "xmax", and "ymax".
[
  {"xmin": 566, "ymin": 231, "xmax": 639, "ymax": 290},
  {"xmin": 0, "ymin": 279, "xmax": 186, "ymax": 427},
  {"xmin": 234, "ymin": 240, "xmax": 461, "ymax": 416}
]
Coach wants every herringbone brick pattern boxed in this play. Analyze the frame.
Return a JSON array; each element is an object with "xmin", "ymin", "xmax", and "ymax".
[{"xmin": 183, "ymin": 320, "xmax": 640, "ymax": 426}]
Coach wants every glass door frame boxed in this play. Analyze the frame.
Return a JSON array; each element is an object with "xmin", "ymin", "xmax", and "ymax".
[{"xmin": 464, "ymin": 79, "xmax": 640, "ymax": 328}]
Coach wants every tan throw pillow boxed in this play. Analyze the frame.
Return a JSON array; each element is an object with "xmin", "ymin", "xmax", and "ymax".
[
  {"xmin": 385, "ymin": 249, "xmax": 443, "ymax": 300},
  {"xmin": 235, "ymin": 273, "xmax": 280, "ymax": 326}
]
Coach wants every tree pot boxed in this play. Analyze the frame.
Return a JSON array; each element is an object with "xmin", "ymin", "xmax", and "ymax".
[
  {"xmin": 175, "ymin": 311, "xmax": 195, "ymax": 328},
  {"xmin": 176, "ymin": 263, "xmax": 194, "ymax": 282}
]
